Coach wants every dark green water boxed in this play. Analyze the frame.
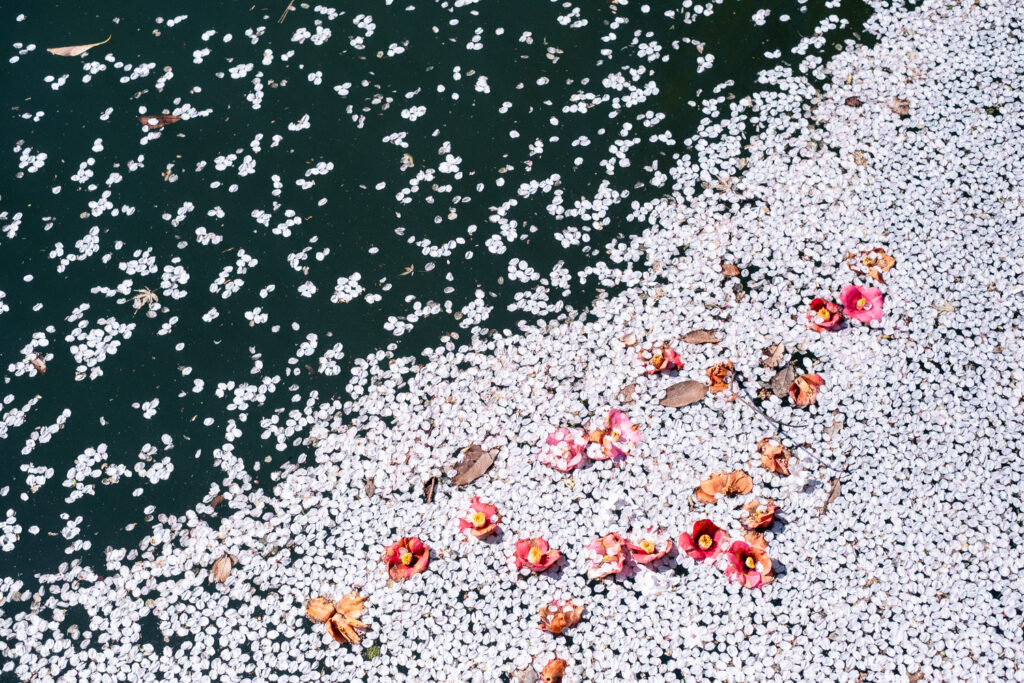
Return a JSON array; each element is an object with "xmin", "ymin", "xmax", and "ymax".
[{"xmin": 0, "ymin": 0, "xmax": 873, "ymax": 588}]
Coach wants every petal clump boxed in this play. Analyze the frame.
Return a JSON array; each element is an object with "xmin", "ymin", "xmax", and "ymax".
[
  {"xmin": 538, "ymin": 427, "xmax": 588, "ymax": 472},
  {"xmin": 638, "ymin": 342, "xmax": 683, "ymax": 375},
  {"xmin": 587, "ymin": 409, "xmax": 642, "ymax": 461},
  {"xmin": 585, "ymin": 533, "xmax": 626, "ymax": 580},
  {"xmin": 538, "ymin": 600, "xmax": 584, "ymax": 635},
  {"xmin": 806, "ymin": 298, "xmax": 844, "ymax": 332},
  {"xmin": 758, "ymin": 438, "xmax": 792, "ymax": 476},
  {"xmin": 789, "ymin": 373, "xmax": 824, "ymax": 407},
  {"xmin": 741, "ymin": 500, "xmax": 778, "ymax": 531},
  {"xmin": 706, "ymin": 360, "xmax": 734, "ymax": 394}
]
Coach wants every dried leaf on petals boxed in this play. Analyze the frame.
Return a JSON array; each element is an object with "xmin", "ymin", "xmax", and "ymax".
[
  {"xmin": 47, "ymin": 35, "xmax": 111, "ymax": 57},
  {"xmin": 538, "ymin": 601, "xmax": 583, "ymax": 635},
  {"xmin": 721, "ymin": 262, "xmax": 740, "ymax": 277},
  {"xmin": 706, "ymin": 360, "xmax": 733, "ymax": 394},
  {"xmin": 770, "ymin": 363, "xmax": 796, "ymax": 399},
  {"xmin": 683, "ymin": 329, "xmax": 722, "ymax": 345},
  {"xmin": 139, "ymin": 114, "xmax": 182, "ymax": 130},
  {"xmin": 451, "ymin": 444, "xmax": 495, "ymax": 486},
  {"xmin": 818, "ymin": 477, "xmax": 841, "ymax": 517},
  {"xmin": 305, "ymin": 597, "xmax": 335, "ymax": 623},
  {"xmin": 757, "ymin": 438, "xmax": 791, "ymax": 476},
  {"xmin": 210, "ymin": 553, "xmax": 237, "ymax": 583},
  {"xmin": 694, "ymin": 470, "xmax": 753, "ymax": 504},
  {"xmin": 844, "ymin": 95, "xmax": 864, "ymax": 107},
  {"xmin": 540, "ymin": 658, "xmax": 567, "ymax": 683},
  {"xmin": 761, "ymin": 343, "xmax": 786, "ymax": 370},
  {"xmin": 659, "ymin": 380, "xmax": 707, "ymax": 407},
  {"xmin": 846, "ymin": 248, "xmax": 896, "ymax": 283},
  {"xmin": 888, "ymin": 97, "xmax": 911, "ymax": 116}
]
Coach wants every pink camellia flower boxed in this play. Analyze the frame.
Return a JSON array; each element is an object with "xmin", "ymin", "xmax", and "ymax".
[
  {"xmin": 514, "ymin": 537, "xmax": 561, "ymax": 573},
  {"xmin": 723, "ymin": 540, "xmax": 774, "ymax": 589},
  {"xmin": 538, "ymin": 427, "xmax": 588, "ymax": 472},
  {"xmin": 806, "ymin": 298, "xmax": 844, "ymax": 332},
  {"xmin": 679, "ymin": 519, "xmax": 729, "ymax": 561},
  {"xmin": 638, "ymin": 343, "xmax": 684, "ymax": 375},
  {"xmin": 587, "ymin": 409, "xmax": 642, "ymax": 461},
  {"xmin": 383, "ymin": 537, "xmax": 430, "ymax": 581},
  {"xmin": 839, "ymin": 284, "xmax": 883, "ymax": 323},
  {"xmin": 458, "ymin": 497, "xmax": 501, "ymax": 538},
  {"xmin": 623, "ymin": 526, "xmax": 673, "ymax": 564},
  {"xmin": 585, "ymin": 533, "xmax": 626, "ymax": 580}
]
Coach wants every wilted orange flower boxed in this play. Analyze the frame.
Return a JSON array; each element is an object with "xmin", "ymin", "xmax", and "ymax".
[
  {"xmin": 846, "ymin": 247, "xmax": 896, "ymax": 283},
  {"xmin": 325, "ymin": 593, "xmax": 369, "ymax": 644},
  {"xmin": 757, "ymin": 438, "xmax": 791, "ymax": 476},
  {"xmin": 305, "ymin": 596, "xmax": 335, "ymax": 623},
  {"xmin": 538, "ymin": 600, "xmax": 584, "ymax": 635},
  {"xmin": 789, "ymin": 373, "xmax": 824, "ymax": 406},
  {"xmin": 541, "ymin": 658, "xmax": 567, "ymax": 683},
  {"xmin": 741, "ymin": 500, "xmax": 778, "ymax": 531},
  {"xmin": 694, "ymin": 470, "xmax": 753, "ymax": 504},
  {"xmin": 706, "ymin": 360, "xmax": 734, "ymax": 394},
  {"xmin": 742, "ymin": 529, "xmax": 768, "ymax": 550}
]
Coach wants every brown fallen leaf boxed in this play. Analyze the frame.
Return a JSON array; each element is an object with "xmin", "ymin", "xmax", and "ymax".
[
  {"xmin": 706, "ymin": 360, "xmax": 733, "ymax": 394},
  {"xmin": 844, "ymin": 95, "xmax": 864, "ymax": 107},
  {"xmin": 762, "ymin": 343, "xmax": 786, "ymax": 370},
  {"xmin": 422, "ymin": 476, "xmax": 438, "ymax": 503},
  {"xmin": 617, "ymin": 383, "xmax": 637, "ymax": 404},
  {"xmin": 770, "ymin": 363, "xmax": 797, "ymax": 399},
  {"xmin": 210, "ymin": 553, "xmax": 237, "ymax": 583},
  {"xmin": 364, "ymin": 478, "xmax": 376, "ymax": 497},
  {"xmin": 825, "ymin": 412, "xmax": 845, "ymax": 439},
  {"xmin": 210, "ymin": 494, "xmax": 225, "ymax": 509},
  {"xmin": 451, "ymin": 444, "xmax": 495, "ymax": 486},
  {"xmin": 47, "ymin": 35, "xmax": 111, "ymax": 57},
  {"xmin": 541, "ymin": 658, "xmax": 567, "ymax": 683},
  {"xmin": 757, "ymin": 438, "xmax": 792, "ymax": 476},
  {"xmin": 538, "ymin": 600, "xmax": 583, "ymax": 635},
  {"xmin": 305, "ymin": 597, "xmax": 335, "ymax": 623},
  {"xmin": 659, "ymin": 380, "xmax": 707, "ymax": 407},
  {"xmin": 818, "ymin": 478, "xmax": 841, "ymax": 516},
  {"xmin": 694, "ymin": 470, "xmax": 753, "ymax": 504},
  {"xmin": 721, "ymin": 262, "xmax": 740, "ymax": 277},
  {"xmin": 846, "ymin": 248, "xmax": 895, "ymax": 283},
  {"xmin": 888, "ymin": 97, "xmax": 911, "ymax": 116},
  {"xmin": 139, "ymin": 114, "xmax": 182, "ymax": 130},
  {"xmin": 907, "ymin": 672, "xmax": 924, "ymax": 683},
  {"xmin": 682, "ymin": 329, "xmax": 722, "ymax": 344}
]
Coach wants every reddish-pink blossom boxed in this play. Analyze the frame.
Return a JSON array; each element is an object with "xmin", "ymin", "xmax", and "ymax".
[
  {"xmin": 585, "ymin": 533, "xmax": 626, "ymax": 580},
  {"xmin": 588, "ymin": 409, "xmax": 642, "ymax": 461},
  {"xmin": 723, "ymin": 541, "xmax": 773, "ymax": 589},
  {"xmin": 623, "ymin": 526, "xmax": 672, "ymax": 564},
  {"xmin": 839, "ymin": 284, "xmax": 884, "ymax": 323},
  {"xmin": 383, "ymin": 537, "xmax": 429, "ymax": 581},
  {"xmin": 513, "ymin": 537, "xmax": 561, "ymax": 573},
  {"xmin": 638, "ymin": 343, "xmax": 684, "ymax": 375},
  {"xmin": 458, "ymin": 497, "xmax": 501, "ymax": 538},
  {"xmin": 538, "ymin": 427, "xmax": 588, "ymax": 472},
  {"xmin": 806, "ymin": 298, "xmax": 844, "ymax": 332},
  {"xmin": 679, "ymin": 519, "xmax": 729, "ymax": 561}
]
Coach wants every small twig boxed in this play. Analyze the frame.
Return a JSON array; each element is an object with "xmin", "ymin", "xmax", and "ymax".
[{"xmin": 278, "ymin": 0, "xmax": 295, "ymax": 23}]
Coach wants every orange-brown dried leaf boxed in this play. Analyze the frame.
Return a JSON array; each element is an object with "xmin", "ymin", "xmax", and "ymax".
[
  {"xmin": 694, "ymin": 470, "xmax": 753, "ymax": 503},
  {"xmin": 743, "ymin": 530, "xmax": 768, "ymax": 550},
  {"xmin": 757, "ymin": 438, "xmax": 791, "ymax": 476},
  {"xmin": 335, "ymin": 593, "xmax": 366, "ymax": 621},
  {"xmin": 326, "ymin": 612, "xmax": 367, "ymax": 644},
  {"xmin": 139, "ymin": 114, "xmax": 181, "ymax": 130},
  {"xmin": 305, "ymin": 597, "xmax": 335, "ymax": 623},
  {"xmin": 721, "ymin": 262, "xmax": 740, "ymax": 277},
  {"xmin": 210, "ymin": 553, "xmax": 237, "ymax": 583},
  {"xmin": 538, "ymin": 601, "xmax": 583, "ymax": 635},
  {"xmin": 706, "ymin": 360, "xmax": 733, "ymax": 394},
  {"xmin": 541, "ymin": 658, "xmax": 567, "ymax": 683},
  {"xmin": 47, "ymin": 35, "xmax": 111, "ymax": 57}
]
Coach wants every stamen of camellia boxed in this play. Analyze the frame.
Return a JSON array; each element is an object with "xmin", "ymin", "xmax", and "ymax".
[
  {"xmin": 857, "ymin": 297, "xmax": 870, "ymax": 310},
  {"xmin": 744, "ymin": 555, "xmax": 756, "ymax": 570},
  {"xmin": 527, "ymin": 547, "xmax": 543, "ymax": 565},
  {"xmin": 818, "ymin": 309, "xmax": 831, "ymax": 321},
  {"xmin": 400, "ymin": 551, "xmax": 414, "ymax": 566},
  {"xmin": 470, "ymin": 511, "xmax": 486, "ymax": 528},
  {"xmin": 697, "ymin": 534, "xmax": 713, "ymax": 550},
  {"xmin": 651, "ymin": 353, "xmax": 663, "ymax": 367},
  {"xmin": 639, "ymin": 539, "xmax": 656, "ymax": 553}
]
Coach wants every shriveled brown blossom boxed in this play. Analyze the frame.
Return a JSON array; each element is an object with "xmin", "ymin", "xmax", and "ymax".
[
  {"xmin": 694, "ymin": 470, "xmax": 753, "ymax": 504},
  {"xmin": 706, "ymin": 360, "xmax": 734, "ymax": 394},
  {"xmin": 742, "ymin": 500, "xmax": 779, "ymax": 531},
  {"xmin": 758, "ymin": 438, "xmax": 792, "ymax": 476},
  {"xmin": 789, "ymin": 373, "xmax": 824, "ymax": 406},
  {"xmin": 538, "ymin": 600, "xmax": 584, "ymax": 635}
]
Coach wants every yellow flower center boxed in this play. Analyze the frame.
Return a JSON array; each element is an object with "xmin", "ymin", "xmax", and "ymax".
[
  {"xmin": 400, "ymin": 551, "xmax": 414, "ymax": 566},
  {"xmin": 744, "ymin": 556, "xmax": 756, "ymax": 570},
  {"xmin": 470, "ymin": 511, "xmax": 486, "ymax": 528},
  {"xmin": 651, "ymin": 353, "xmax": 663, "ymax": 367},
  {"xmin": 527, "ymin": 547, "xmax": 543, "ymax": 565},
  {"xmin": 856, "ymin": 297, "xmax": 867, "ymax": 309},
  {"xmin": 602, "ymin": 554, "xmax": 615, "ymax": 563},
  {"xmin": 639, "ymin": 539, "xmax": 656, "ymax": 553},
  {"xmin": 817, "ymin": 308, "xmax": 831, "ymax": 321},
  {"xmin": 697, "ymin": 534, "xmax": 713, "ymax": 550}
]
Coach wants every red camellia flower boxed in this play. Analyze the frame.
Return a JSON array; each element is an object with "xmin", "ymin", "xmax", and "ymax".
[
  {"xmin": 723, "ymin": 541, "xmax": 773, "ymax": 589},
  {"xmin": 383, "ymin": 537, "xmax": 429, "ymax": 581},
  {"xmin": 458, "ymin": 497, "xmax": 501, "ymax": 538},
  {"xmin": 839, "ymin": 284, "xmax": 884, "ymax": 323},
  {"xmin": 624, "ymin": 526, "xmax": 673, "ymax": 564},
  {"xmin": 806, "ymin": 298, "xmax": 844, "ymax": 332},
  {"xmin": 513, "ymin": 537, "xmax": 561, "ymax": 573},
  {"xmin": 679, "ymin": 519, "xmax": 729, "ymax": 561},
  {"xmin": 789, "ymin": 373, "xmax": 824, "ymax": 406}
]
